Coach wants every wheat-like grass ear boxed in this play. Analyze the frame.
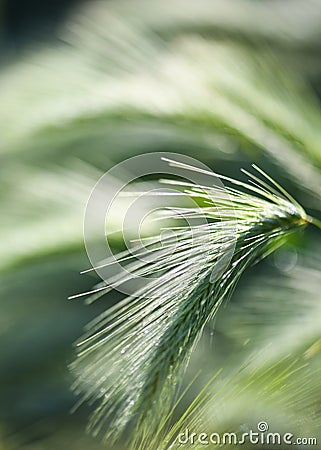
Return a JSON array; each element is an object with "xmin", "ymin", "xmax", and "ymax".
[{"xmin": 70, "ymin": 161, "xmax": 315, "ymax": 446}]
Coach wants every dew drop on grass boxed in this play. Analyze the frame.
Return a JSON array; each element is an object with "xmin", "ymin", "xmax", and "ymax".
[{"xmin": 274, "ymin": 247, "xmax": 298, "ymax": 273}]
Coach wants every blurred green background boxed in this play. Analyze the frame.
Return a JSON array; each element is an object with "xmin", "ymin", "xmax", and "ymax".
[{"xmin": 1, "ymin": 1, "xmax": 321, "ymax": 449}]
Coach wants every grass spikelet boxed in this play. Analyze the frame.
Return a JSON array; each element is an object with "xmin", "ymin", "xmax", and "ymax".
[{"xmin": 70, "ymin": 160, "xmax": 315, "ymax": 446}]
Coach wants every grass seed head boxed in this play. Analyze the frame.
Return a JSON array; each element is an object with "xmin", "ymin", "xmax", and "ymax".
[{"xmin": 70, "ymin": 160, "xmax": 311, "ymax": 446}]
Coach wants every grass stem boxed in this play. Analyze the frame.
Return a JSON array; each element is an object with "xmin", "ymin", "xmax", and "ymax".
[{"xmin": 307, "ymin": 215, "xmax": 321, "ymax": 230}]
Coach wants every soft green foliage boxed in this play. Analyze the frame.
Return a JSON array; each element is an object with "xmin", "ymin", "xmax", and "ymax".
[{"xmin": 1, "ymin": 1, "xmax": 321, "ymax": 450}]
